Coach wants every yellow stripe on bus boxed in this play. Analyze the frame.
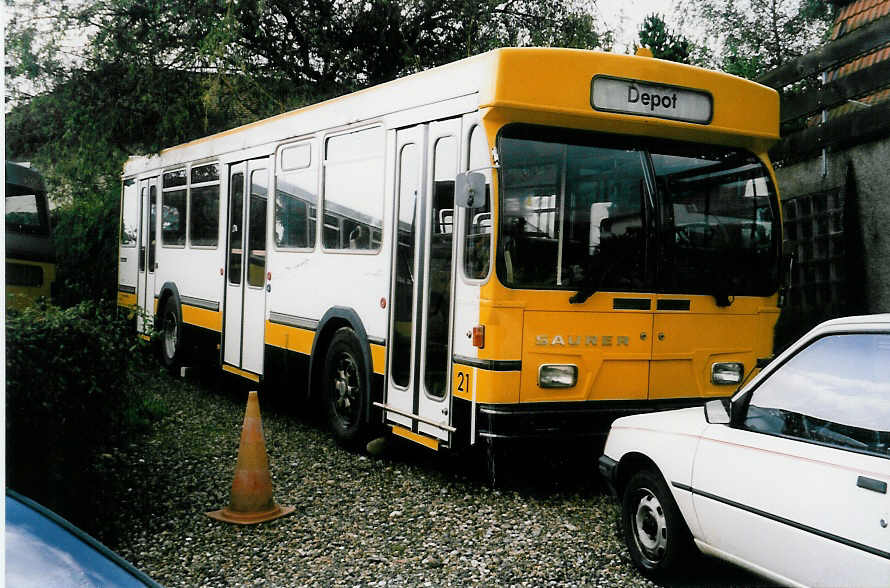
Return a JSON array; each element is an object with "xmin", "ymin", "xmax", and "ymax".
[
  {"xmin": 370, "ymin": 343, "xmax": 386, "ymax": 376},
  {"xmin": 117, "ymin": 291, "xmax": 137, "ymax": 309},
  {"xmin": 391, "ymin": 425, "xmax": 439, "ymax": 451},
  {"xmin": 182, "ymin": 305, "xmax": 222, "ymax": 332},
  {"xmin": 222, "ymin": 364, "xmax": 261, "ymax": 382},
  {"xmin": 451, "ymin": 364, "xmax": 521, "ymax": 404},
  {"xmin": 265, "ymin": 321, "xmax": 315, "ymax": 355},
  {"xmin": 265, "ymin": 321, "xmax": 387, "ymax": 376}
]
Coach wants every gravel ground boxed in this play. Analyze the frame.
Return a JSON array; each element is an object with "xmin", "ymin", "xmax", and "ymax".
[{"xmin": 102, "ymin": 367, "xmax": 769, "ymax": 587}]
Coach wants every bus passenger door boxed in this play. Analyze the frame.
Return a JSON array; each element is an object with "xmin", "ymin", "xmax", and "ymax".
[
  {"xmin": 417, "ymin": 119, "xmax": 461, "ymax": 441},
  {"xmin": 137, "ymin": 177, "xmax": 158, "ymax": 334},
  {"xmin": 385, "ymin": 126, "xmax": 425, "ymax": 435},
  {"xmin": 223, "ymin": 159, "xmax": 270, "ymax": 377},
  {"xmin": 384, "ymin": 120, "xmax": 460, "ymax": 447}
]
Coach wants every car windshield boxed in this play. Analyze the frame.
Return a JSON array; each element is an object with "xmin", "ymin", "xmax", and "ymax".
[
  {"xmin": 496, "ymin": 125, "xmax": 780, "ymax": 298},
  {"xmin": 744, "ymin": 333, "xmax": 890, "ymax": 457}
]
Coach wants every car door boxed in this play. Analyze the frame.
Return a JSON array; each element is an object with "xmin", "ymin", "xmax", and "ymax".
[{"xmin": 690, "ymin": 331, "xmax": 890, "ymax": 587}]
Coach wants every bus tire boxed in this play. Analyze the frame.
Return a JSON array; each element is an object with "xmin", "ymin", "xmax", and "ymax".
[
  {"xmin": 621, "ymin": 468, "xmax": 692, "ymax": 578},
  {"xmin": 324, "ymin": 327, "xmax": 369, "ymax": 446},
  {"xmin": 159, "ymin": 300, "xmax": 184, "ymax": 369}
]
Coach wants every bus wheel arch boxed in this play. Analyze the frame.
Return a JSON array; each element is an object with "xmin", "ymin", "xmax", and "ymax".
[
  {"xmin": 157, "ymin": 283, "xmax": 184, "ymax": 369},
  {"xmin": 310, "ymin": 308, "xmax": 375, "ymax": 444}
]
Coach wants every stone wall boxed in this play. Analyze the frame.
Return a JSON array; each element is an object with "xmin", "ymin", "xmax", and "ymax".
[{"xmin": 775, "ymin": 138, "xmax": 890, "ymax": 315}]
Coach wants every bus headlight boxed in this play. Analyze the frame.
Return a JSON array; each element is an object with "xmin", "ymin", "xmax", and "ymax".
[
  {"xmin": 538, "ymin": 365, "xmax": 578, "ymax": 388},
  {"xmin": 711, "ymin": 362, "xmax": 744, "ymax": 385}
]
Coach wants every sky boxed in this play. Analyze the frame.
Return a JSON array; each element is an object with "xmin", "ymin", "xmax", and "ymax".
[{"xmin": 592, "ymin": 0, "xmax": 683, "ymax": 51}]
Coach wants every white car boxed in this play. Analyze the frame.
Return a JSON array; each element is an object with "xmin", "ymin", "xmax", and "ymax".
[{"xmin": 599, "ymin": 314, "xmax": 890, "ymax": 587}]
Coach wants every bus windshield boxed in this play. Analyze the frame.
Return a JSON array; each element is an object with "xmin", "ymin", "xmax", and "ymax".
[{"xmin": 496, "ymin": 125, "xmax": 780, "ymax": 300}]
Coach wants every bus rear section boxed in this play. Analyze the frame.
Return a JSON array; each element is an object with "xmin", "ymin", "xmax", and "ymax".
[{"xmin": 6, "ymin": 161, "xmax": 56, "ymax": 309}]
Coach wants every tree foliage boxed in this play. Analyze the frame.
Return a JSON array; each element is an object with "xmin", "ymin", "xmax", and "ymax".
[
  {"xmin": 635, "ymin": 13, "xmax": 696, "ymax": 64},
  {"xmin": 684, "ymin": 0, "xmax": 834, "ymax": 79},
  {"xmin": 6, "ymin": 0, "xmax": 612, "ymax": 302}
]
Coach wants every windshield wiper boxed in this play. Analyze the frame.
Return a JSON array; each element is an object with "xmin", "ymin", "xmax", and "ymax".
[
  {"xmin": 568, "ymin": 258, "xmax": 604, "ymax": 304},
  {"xmin": 569, "ymin": 284, "xmax": 597, "ymax": 304}
]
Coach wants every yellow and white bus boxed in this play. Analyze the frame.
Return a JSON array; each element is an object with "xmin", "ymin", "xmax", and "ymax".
[
  {"xmin": 7, "ymin": 161, "xmax": 56, "ymax": 309},
  {"xmin": 118, "ymin": 48, "xmax": 783, "ymax": 456}
]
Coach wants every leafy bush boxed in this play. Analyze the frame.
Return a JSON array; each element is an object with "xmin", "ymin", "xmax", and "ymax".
[
  {"xmin": 50, "ymin": 190, "xmax": 122, "ymax": 307},
  {"xmin": 6, "ymin": 300, "xmax": 165, "ymax": 518}
]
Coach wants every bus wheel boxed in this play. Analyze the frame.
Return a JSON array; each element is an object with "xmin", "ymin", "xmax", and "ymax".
[
  {"xmin": 160, "ymin": 301, "xmax": 183, "ymax": 368},
  {"xmin": 324, "ymin": 327, "xmax": 368, "ymax": 445}
]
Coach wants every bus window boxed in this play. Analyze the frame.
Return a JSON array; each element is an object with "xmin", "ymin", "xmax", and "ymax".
[
  {"xmin": 190, "ymin": 163, "xmax": 220, "ymax": 248},
  {"xmin": 162, "ymin": 189, "xmax": 187, "ymax": 246},
  {"xmin": 464, "ymin": 125, "xmax": 492, "ymax": 280},
  {"xmin": 281, "ymin": 143, "xmax": 311, "ymax": 171},
  {"xmin": 228, "ymin": 173, "xmax": 244, "ymax": 284},
  {"xmin": 139, "ymin": 187, "xmax": 147, "ymax": 272},
  {"xmin": 323, "ymin": 127, "xmax": 384, "ymax": 251},
  {"xmin": 392, "ymin": 143, "xmax": 419, "ymax": 388},
  {"xmin": 275, "ymin": 142, "xmax": 317, "ymax": 249},
  {"xmin": 190, "ymin": 185, "xmax": 220, "ymax": 247},
  {"xmin": 190, "ymin": 163, "xmax": 219, "ymax": 184},
  {"xmin": 121, "ymin": 184, "xmax": 139, "ymax": 247},
  {"xmin": 344, "ymin": 219, "xmax": 371, "ymax": 249},
  {"xmin": 651, "ymin": 146, "xmax": 778, "ymax": 297},
  {"xmin": 497, "ymin": 126, "xmax": 648, "ymax": 291},
  {"xmin": 275, "ymin": 191, "xmax": 312, "ymax": 248},
  {"xmin": 248, "ymin": 170, "xmax": 268, "ymax": 287},
  {"xmin": 424, "ymin": 136, "xmax": 456, "ymax": 398},
  {"xmin": 148, "ymin": 186, "xmax": 157, "ymax": 272},
  {"xmin": 6, "ymin": 194, "xmax": 49, "ymax": 235},
  {"xmin": 323, "ymin": 214, "xmax": 340, "ymax": 248}
]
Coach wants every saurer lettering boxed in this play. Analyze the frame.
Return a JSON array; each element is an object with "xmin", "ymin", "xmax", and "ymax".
[
  {"xmin": 627, "ymin": 85, "xmax": 678, "ymax": 112},
  {"xmin": 536, "ymin": 335, "xmax": 630, "ymax": 346}
]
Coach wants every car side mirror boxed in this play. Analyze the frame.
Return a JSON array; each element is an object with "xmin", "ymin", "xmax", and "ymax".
[
  {"xmin": 704, "ymin": 398, "xmax": 731, "ymax": 424},
  {"xmin": 455, "ymin": 172, "xmax": 485, "ymax": 208}
]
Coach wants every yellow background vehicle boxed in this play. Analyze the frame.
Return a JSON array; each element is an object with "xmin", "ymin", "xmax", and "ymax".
[{"xmin": 6, "ymin": 161, "xmax": 56, "ymax": 309}]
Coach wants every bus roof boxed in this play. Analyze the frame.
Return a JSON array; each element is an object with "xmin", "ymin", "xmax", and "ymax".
[{"xmin": 123, "ymin": 48, "xmax": 779, "ymax": 177}]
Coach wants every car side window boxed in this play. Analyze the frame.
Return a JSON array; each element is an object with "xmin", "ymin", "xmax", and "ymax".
[{"xmin": 743, "ymin": 333, "xmax": 890, "ymax": 457}]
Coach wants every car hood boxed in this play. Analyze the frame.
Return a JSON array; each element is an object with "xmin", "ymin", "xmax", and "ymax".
[
  {"xmin": 610, "ymin": 406, "xmax": 709, "ymax": 437},
  {"xmin": 5, "ymin": 492, "xmax": 156, "ymax": 587}
]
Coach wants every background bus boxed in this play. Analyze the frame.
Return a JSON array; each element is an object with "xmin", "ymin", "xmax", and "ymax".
[
  {"xmin": 117, "ymin": 48, "xmax": 783, "ymax": 469},
  {"xmin": 6, "ymin": 161, "xmax": 56, "ymax": 309}
]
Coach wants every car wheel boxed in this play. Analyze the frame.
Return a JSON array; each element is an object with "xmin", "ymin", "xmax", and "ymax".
[
  {"xmin": 324, "ymin": 327, "xmax": 368, "ymax": 445},
  {"xmin": 622, "ymin": 468, "xmax": 692, "ymax": 577},
  {"xmin": 160, "ymin": 301, "xmax": 183, "ymax": 369}
]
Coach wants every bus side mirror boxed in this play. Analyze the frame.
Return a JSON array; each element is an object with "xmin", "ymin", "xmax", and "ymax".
[{"xmin": 455, "ymin": 172, "xmax": 485, "ymax": 209}]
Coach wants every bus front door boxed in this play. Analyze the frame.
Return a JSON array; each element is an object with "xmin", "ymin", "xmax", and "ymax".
[
  {"xmin": 223, "ymin": 159, "xmax": 270, "ymax": 377},
  {"xmin": 137, "ymin": 177, "xmax": 158, "ymax": 335},
  {"xmin": 385, "ymin": 119, "xmax": 461, "ymax": 447}
]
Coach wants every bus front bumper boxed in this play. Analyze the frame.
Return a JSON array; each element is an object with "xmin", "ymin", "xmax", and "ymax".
[{"xmin": 473, "ymin": 398, "xmax": 706, "ymax": 441}]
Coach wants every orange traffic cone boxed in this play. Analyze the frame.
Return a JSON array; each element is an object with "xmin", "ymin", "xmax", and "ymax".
[{"xmin": 206, "ymin": 391, "xmax": 295, "ymax": 524}]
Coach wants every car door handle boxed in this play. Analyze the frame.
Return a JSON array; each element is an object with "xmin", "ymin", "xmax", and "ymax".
[{"xmin": 857, "ymin": 476, "xmax": 887, "ymax": 494}]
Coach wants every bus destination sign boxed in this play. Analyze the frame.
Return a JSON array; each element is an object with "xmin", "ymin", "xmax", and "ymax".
[{"xmin": 590, "ymin": 76, "xmax": 713, "ymax": 124}]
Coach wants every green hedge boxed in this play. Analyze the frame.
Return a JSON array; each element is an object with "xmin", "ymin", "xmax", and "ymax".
[{"xmin": 6, "ymin": 300, "xmax": 162, "ymax": 519}]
